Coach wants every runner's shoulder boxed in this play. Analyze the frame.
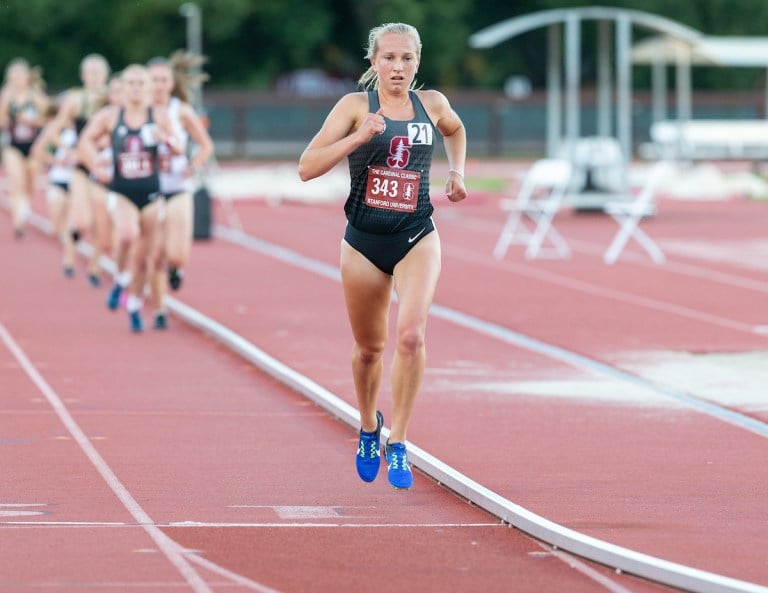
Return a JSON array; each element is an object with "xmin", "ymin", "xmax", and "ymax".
[
  {"xmin": 336, "ymin": 91, "xmax": 370, "ymax": 111},
  {"xmin": 329, "ymin": 92, "xmax": 371, "ymax": 126},
  {"xmin": 413, "ymin": 89, "xmax": 449, "ymax": 110}
]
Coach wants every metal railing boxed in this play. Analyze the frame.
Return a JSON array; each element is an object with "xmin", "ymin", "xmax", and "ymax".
[{"xmin": 201, "ymin": 89, "xmax": 768, "ymax": 160}]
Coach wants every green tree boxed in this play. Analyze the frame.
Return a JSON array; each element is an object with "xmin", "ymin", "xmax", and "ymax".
[{"xmin": 2, "ymin": 0, "xmax": 768, "ymax": 92}]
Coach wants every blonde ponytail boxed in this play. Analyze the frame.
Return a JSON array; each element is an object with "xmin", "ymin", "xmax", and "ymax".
[
  {"xmin": 357, "ymin": 66, "xmax": 378, "ymax": 91},
  {"xmin": 169, "ymin": 49, "xmax": 209, "ymax": 103},
  {"xmin": 29, "ymin": 65, "xmax": 46, "ymax": 91}
]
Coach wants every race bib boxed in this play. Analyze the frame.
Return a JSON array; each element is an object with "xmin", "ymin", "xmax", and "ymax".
[
  {"xmin": 365, "ymin": 166, "xmax": 420, "ymax": 212},
  {"xmin": 407, "ymin": 122, "xmax": 433, "ymax": 145},
  {"xmin": 118, "ymin": 152, "xmax": 153, "ymax": 179},
  {"xmin": 13, "ymin": 123, "xmax": 36, "ymax": 143}
]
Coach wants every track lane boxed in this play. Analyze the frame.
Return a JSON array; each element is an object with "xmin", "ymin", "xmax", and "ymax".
[
  {"xmin": 0, "ymin": 208, "xmax": 671, "ymax": 593},
  {"xmin": 190, "ymin": 194, "xmax": 768, "ymax": 587}
]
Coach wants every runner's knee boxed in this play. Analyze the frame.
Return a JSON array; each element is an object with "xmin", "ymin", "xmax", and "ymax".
[
  {"xmin": 354, "ymin": 341, "xmax": 386, "ymax": 365},
  {"xmin": 396, "ymin": 324, "xmax": 425, "ymax": 356}
]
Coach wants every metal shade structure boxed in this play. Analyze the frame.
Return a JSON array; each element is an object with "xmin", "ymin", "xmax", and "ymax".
[
  {"xmin": 632, "ymin": 35, "xmax": 768, "ymax": 67},
  {"xmin": 469, "ymin": 7, "xmax": 703, "ymax": 164},
  {"xmin": 631, "ymin": 35, "xmax": 768, "ymax": 123},
  {"xmin": 179, "ymin": 2, "xmax": 204, "ymax": 113}
]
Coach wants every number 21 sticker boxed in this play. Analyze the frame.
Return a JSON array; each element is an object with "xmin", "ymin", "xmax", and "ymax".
[{"xmin": 407, "ymin": 123, "xmax": 433, "ymax": 145}]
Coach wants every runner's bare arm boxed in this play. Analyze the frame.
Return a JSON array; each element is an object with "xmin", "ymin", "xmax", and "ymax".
[
  {"xmin": 77, "ymin": 107, "xmax": 114, "ymax": 182},
  {"xmin": 151, "ymin": 107, "xmax": 182, "ymax": 155},
  {"xmin": 180, "ymin": 104, "xmax": 214, "ymax": 170},
  {"xmin": 31, "ymin": 91, "xmax": 82, "ymax": 164},
  {"xmin": 30, "ymin": 116, "xmax": 65, "ymax": 165},
  {"xmin": 298, "ymin": 93, "xmax": 384, "ymax": 181},
  {"xmin": 0, "ymin": 89, "xmax": 9, "ymax": 128},
  {"xmin": 33, "ymin": 90, "xmax": 51, "ymax": 119},
  {"xmin": 423, "ymin": 90, "xmax": 467, "ymax": 203}
]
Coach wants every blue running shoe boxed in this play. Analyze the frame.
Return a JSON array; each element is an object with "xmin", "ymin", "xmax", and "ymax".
[
  {"xmin": 355, "ymin": 410, "xmax": 384, "ymax": 483},
  {"xmin": 129, "ymin": 310, "xmax": 143, "ymax": 333},
  {"xmin": 385, "ymin": 441, "xmax": 413, "ymax": 489},
  {"xmin": 107, "ymin": 283, "xmax": 123, "ymax": 311},
  {"xmin": 88, "ymin": 272, "xmax": 101, "ymax": 288}
]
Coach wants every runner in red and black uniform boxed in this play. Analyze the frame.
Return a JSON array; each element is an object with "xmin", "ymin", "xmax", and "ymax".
[
  {"xmin": 79, "ymin": 64, "xmax": 181, "ymax": 333},
  {"xmin": 299, "ymin": 23, "xmax": 467, "ymax": 489},
  {"xmin": 0, "ymin": 58, "xmax": 50, "ymax": 237}
]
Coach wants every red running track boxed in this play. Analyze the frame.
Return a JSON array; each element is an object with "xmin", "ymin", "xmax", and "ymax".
[
  {"xmin": 0, "ymin": 194, "xmax": 676, "ymax": 590},
  {"xmin": 201, "ymin": 164, "xmax": 768, "ymax": 586},
  {"xmin": 1, "ymin": 160, "xmax": 767, "ymax": 592}
]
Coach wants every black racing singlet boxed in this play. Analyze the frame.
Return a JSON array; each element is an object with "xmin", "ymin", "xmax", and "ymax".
[
  {"xmin": 74, "ymin": 114, "xmax": 88, "ymax": 136},
  {"xmin": 345, "ymin": 90, "xmax": 436, "ymax": 234},
  {"xmin": 109, "ymin": 108, "xmax": 161, "ymax": 209},
  {"xmin": 8, "ymin": 97, "xmax": 41, "ymax": 152}
]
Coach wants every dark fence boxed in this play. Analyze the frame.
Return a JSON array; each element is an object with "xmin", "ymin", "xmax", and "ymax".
[{"xmin": 201, "ymin": 89, "xmax": 768, "ymax": 160}]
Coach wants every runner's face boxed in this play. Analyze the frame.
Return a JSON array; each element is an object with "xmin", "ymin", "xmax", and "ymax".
[
  {"xmin": 373, "ymin": 33, "xmax": 419, "ymax": 93},
  {"xmin": 123, "ymin": 70, "xmax": 150, "ymax": 106},
  {"xmin": 149, "ymin": 65, "xmax": 174, "ymax": 103},
  {"xmin": 8, "ymin": 64, "xmax": 30, "ymax": 91},
  {"xmin": 81, "ymin": 60, "xmax": 108, "ymax": 90}
]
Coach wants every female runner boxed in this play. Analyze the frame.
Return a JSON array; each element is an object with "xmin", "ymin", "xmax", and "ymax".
[
  {"xmin": 33, "ymin": 101, "xmax": 78, "ymax": 275},
  {"xmin": 0, "ymin": 58, "xmax": 50, "ymax": 237},
  {"xmin": 299, "ymin": 23, "xmax": 467, "ymax": 489},
  {"xmin": 66, "ymin": 54, "xmax": 110, "ymax": 284},
  {"xmin": 146, "ymin": 52, "xmax": 213, "ymax": 328},
  {"xmin": 79, "ymin": 65, "xmax": 181, "ymax": 332}
]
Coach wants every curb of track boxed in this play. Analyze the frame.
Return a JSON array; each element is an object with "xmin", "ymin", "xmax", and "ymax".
[
  {"xmin": 17, "ymin": 207, "xmax": 768, "ymax": 593},
  {"xmin": 164, "ymin": 296, "xmax": 767, "ymax": 593}
]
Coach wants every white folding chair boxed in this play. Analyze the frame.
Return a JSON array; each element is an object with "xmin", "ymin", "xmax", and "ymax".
[
  {"xmin": 493, "ymin": 158, "xmax": 573, "ymax": 260},
  {"xmin": 602, "ymin": 161, "xmax": 675, "ymax": 265}
]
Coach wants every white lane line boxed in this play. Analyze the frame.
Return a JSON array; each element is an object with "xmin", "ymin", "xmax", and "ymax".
[
  {"xmin": 446, "ymin": 243, "xmax": 762, "ymax": 335},
  {"xmin": 0, "ymin": 206, "xmax": 286, "ymax": 593},
  {"xmin": 186, "ymin": 554, "xmax": 281, "ymax": 593},
  {"xmin": 0, "ymin": 581, "xmax": 233, "ymax": 589},
  {"xmin": 230, "ymin": 504, "xmax": 375, "ymax": 520},
  {"xmin": 445, "ymin": 209, "xmax": 768, "ymax": 294},
  {"xmin": 0, "ymin": 321, "xmax": 217, "ymax": 593},
  {"xmin": 535, "ymin": 541, "xmax": 637, "ymax": 593},
  {"xmin": 166, "ymin": 285, "xmax": 768, "ymax": 593},
  {"xmin": 213, "ymin": 224, "xmax": 768, "ymax": 439},
  {"xmin": 430, "ymin": 305, "xmax": 768, "ymax": 438},
  {"xmin": 9, "ymin": 200, "xmax": 767, "ymax": 593},
  {"xmin": 0, "ymin": 521, "xmax": 503, "ymax": 528}
]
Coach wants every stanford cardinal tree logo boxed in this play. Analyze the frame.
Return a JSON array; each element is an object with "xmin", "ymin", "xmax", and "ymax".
[{"xmin": 387, "ymin": 136, "xmax": 411, "ymax": 169}]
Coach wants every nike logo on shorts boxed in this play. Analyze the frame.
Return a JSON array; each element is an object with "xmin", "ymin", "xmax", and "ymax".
[{"xmin": 408, "ymin": 228, "xmax": 426, "ymax": 243}]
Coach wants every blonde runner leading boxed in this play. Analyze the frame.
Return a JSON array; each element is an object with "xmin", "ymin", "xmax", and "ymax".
[{"xmin": 299, "ymin": 23, "xmax": 467, "ymax": 489}]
